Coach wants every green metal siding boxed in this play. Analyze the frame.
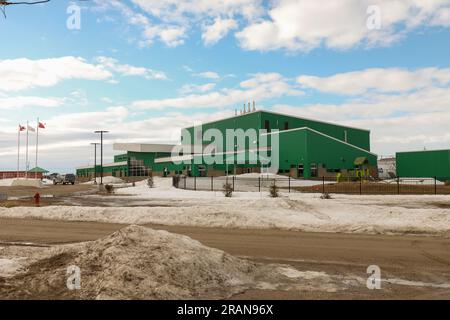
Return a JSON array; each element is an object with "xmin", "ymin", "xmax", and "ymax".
[
  {"xmin": 305, "ymin": 129, "xmax": 377, "ymax": 172},
  {"xmin": 259, "ymin": 111, "xmax": 370, "ymax": 151},
  {"xmin": 114, "ymin": 154, "xmax": 128, "ymax": 162},
  {"xmin": 396, "ymin": 150, "xmax": 450, "ymax": 180},
  {"xmin": 277, "ymin": 128, "xmax": 376, "ymax": 178},
  {"xmin": 183, "ymin": 111, "xmax": 371, "ymax": 152}
]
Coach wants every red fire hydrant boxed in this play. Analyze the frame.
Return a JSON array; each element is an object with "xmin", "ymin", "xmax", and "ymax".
[{"xmin": 34, "ymin": 192, "xmax": 41, "ymax": 207}]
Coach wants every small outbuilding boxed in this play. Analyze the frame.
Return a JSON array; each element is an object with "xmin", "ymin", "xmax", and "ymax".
[{"xmin": 396, "ymin": 149, "xmax": 450, "ymax": 181}]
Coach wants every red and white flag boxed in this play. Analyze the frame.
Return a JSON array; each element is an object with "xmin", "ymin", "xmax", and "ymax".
[
  {"xmin": 19, "ymin": 125, "xmax": 26, "ymax": 132},
  {"xmin": 38, "ymin": 122, "xmax": 45, "ymax": 129},
  {"xmin": 27, "ymin": 125, "xmax": 35, "ymax": 132}
]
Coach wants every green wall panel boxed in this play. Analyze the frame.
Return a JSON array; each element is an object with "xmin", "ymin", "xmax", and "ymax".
[{"xmin": 396, "ymin": 150, "xmax": 450, "ymax": 179}]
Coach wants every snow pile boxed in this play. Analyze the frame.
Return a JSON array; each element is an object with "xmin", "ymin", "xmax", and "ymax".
[
  {"xmin": 84, "ymin": 176, "xmax": 126, "ymax": 185},
  {"xmin": 5, "ymin": 225, "xmax": 258, "ymax": 299},
  {"xmin": 0, "ymin": 179, "xmax": 14, "ymax": 187},
  {"xmin": 0, "ymin": 258, "xmax": 24, "ymax": 277},
  {"xmin": 11, "ymin": 179, "xmax": 43, "ymax": 188}
]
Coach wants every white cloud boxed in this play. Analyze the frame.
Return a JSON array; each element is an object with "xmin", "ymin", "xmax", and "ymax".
[
  {"xmin": 0, "ymin": 96, "xmax": 63, "ymax": 109},
  {"xmin": 297, "ymin": 67, "xmax": 450, "ymax": 95},
  {"xmin": 96, "ymin": 56, "xmax": 168, "ymax": 80},
  {"xmin": 0, "ymin": 56, "xmax": 167, "ymax": 93},
  {"xmin": 202, "ymin": 17, "xmax": 238, "ymax": 45},
  {"xmin": 142, "ymin": 25, "xmax": 187, "ymax": 47},
  {"xmin": 132, "ymin": 72, "xmax": 302, "ymax": 110},
  {"xmin": 431, "ymin": 7, "xmax": 450, "ymax": 26},
  {"xmin": 95, "ymin": 0, "xmax": 263, "ymax": 48},
  {"xmin": 0, "ymin": 106, "xmax": 232, "ymax": 172},
  {"xmin": 180, "ymin": 83, "xmax": 216, "ymax": 94},
  {"xmin": 0, "ymin": 57, "xmax": 111, "ymax": 92},
  {"xmin": 96, "ymin": 0, "xmax": 450, "ymax": 51},
  {"xmin": 236, "ymin": 0, "xmax": 450, "ymax": 52},
  {"xmin": 196, "ymin": 71, "xmax": 220, "ymax": 80},
  {"xmin": 273, "ymin": 66, "xmax": 450, "ymax": 155}
]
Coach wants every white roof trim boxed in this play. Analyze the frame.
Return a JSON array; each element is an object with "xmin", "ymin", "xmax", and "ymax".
[
  {"xmin": 396, "ymin": 149, "xmax": 450, "ymax": 154},
  {"xmin": 262, "ymin": 127, "xmax": 377, "ymax": 157},
  {"xmin": 113, "ymin": 143, "xmax": 176, "ymax": 153},
  {"xmin": 154, "ymin": 147, "xmax": 271, "ymax": 164},
  {"xmin": 76, "ymin": 161, "xmax": 127, "ymax": 170}
]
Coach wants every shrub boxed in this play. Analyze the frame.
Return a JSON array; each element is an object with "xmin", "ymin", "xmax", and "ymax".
[
  {"xmin": 320, "ymin": 192, "xmax": 332, "ymax": 199},
  {"xmin": 223, "ymin": 182, "xmax": 233, "ymax": 197},
  {"xmin": 104, "ymin": 184, "xmax": 114, "ymax": 194},
  {"xmin": 147, "ymin": 177, "xmax": 154, "ymax": 188},
  {"xmin": 269, "ymin": 183, "xmax": 279, "ymax": 198}
]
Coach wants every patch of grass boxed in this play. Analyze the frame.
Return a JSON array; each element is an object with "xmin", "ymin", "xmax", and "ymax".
[
  {"xmin": 269, "ymin": 183, "xmax": 279, "ymax": 198},
  {"xmin": 223, "ymin": 183, "xmax": 233, "ymax": 198},
  {"xmin": 320, "ymin": 193, "xmax": 333, "ymax": 199}
]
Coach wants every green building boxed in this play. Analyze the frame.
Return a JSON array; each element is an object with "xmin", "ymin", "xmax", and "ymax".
[
  {"xmin": 76, "ymin": 110, "xmax": 377, "ymax": 179},
  {"xmin": 396, "ymin": 149, "xmax": 450, "ymax": 180}
]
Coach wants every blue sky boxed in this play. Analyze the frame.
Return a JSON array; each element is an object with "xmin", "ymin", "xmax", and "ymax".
[{"xmin": 1, "ymin": 0, "xmax": 450, "ymax": 172}]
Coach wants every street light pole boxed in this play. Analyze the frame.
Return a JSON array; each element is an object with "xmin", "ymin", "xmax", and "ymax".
[
  {"xmin": 90, "ymin": 143, "xmax": 100, "ymax": 184},
  {"xmin": 94, "ymin": 131, "xmax": 109, "ymax": 185}
]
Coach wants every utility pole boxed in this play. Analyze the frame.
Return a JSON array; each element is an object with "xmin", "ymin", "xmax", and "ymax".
[
  {"xmin": 94, "ymin": 131, "xmax": 109, "ymax": 185},
  {"xmin": 90, "ymin": 142, "xmax": 100, "ymax": 184}
]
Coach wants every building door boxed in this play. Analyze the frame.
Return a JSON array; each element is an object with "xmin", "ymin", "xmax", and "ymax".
[
  {"xmin": 298, "ymin": 164, "xmax": 304, "ymax": 178},
  {"xmin": 198, "ymin": 165, "xmax": 206, "ymax": 177}
]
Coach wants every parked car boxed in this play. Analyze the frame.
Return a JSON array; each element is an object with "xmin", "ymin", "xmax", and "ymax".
[{"xmin": 53, "ymin": 174, "xmax": 76, "ymax": 185}]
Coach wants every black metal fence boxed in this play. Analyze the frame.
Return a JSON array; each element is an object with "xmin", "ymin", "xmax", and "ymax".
[{"xmin": 172, "ymin": 176, "xmax": 450, "ymax": 195}]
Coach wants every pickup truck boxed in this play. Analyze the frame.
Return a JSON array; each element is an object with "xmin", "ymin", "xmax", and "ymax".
[{"xmin": 52, "ymin": 174, "xmax": 76, "ymax": 185}]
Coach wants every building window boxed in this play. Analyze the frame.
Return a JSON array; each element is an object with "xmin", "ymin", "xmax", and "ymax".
[
  {"xmin": 264, "ymin": 120, "xmax": 270, "ymax": 132},
  {"xmin": 310, "ymin": 163, "xmax": 318, "ymax": 177},
  {"xmin": 284, "ymin": 121, "xmax": 289, "ymax": 130}
]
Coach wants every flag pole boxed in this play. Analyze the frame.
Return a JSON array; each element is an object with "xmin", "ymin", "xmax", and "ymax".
[
  {"xmin": 35, "ymin": 117, "xmax": 39, "ymax": 179},
  {"xmin": 17, "ymin": 124, "xmax": 20, "ymax": 179},
  {"xmin": 26, "ymin": 121, "xmax": 29, "ymax": 179}
]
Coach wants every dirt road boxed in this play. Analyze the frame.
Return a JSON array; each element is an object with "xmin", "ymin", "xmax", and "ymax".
[{"xmin": 0, "ymin": 218, "xmax": 449, "ymax": 299}]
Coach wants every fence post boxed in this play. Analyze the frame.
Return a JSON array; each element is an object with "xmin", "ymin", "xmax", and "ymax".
[
  {"xmin": 194, "ymin": 176, "xmax": 197, "ymax": 191},
  {"xmin": 211, "ymin": 176, "xmax": 214, "ymax": 191},
  {"xmin": 288, "ymin": 176, "xmax": 291, "ymax": 193},
  {"xmin": 359, "ymin": 176, "xmax": 362, "ymax": 195},
  {"xmin": 258, "ymin": 177, "xmax": 261, "ymax": 192},
  {"xmin": 232, "ymin": 176, "xmax": 235, "ymax": 191},
  {"xmin": 184, "ymin": 176, "xmax": 187, "ymax": 189},
  {"xmin": 322, "ymin": 176, "xmax": 325, "ymax": 194},
  {"xmin": 434, "ymin": 177, "xmax": 437, "ymax": 195},
  {"xmin": 397, "ymin": 177, "xmax": 400, "ymax": 195}
]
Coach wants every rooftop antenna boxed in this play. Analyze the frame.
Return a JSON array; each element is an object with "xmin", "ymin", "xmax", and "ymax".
[
  {"xmin": 248, "ymin": 102, "xmax": 251, "ymax": 113},
  {"xmin": 252, "ymin": 101, "xmax": 256, "ymax": 112},
  {"xmin": 243, "ymin": 103, "xmax": 246, "ymax": 114}
]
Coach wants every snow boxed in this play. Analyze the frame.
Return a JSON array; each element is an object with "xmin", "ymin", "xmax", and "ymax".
[
  {"xmin": 2, "ymin": 225, "xmax": 342, "ymax": 299},
  {"xmin": 380, "ymin": 178, "xmax": 445, "ymax": 185},
  {"xmin": 177, "ymin": 174, "xmax": 333, "ymax": 191},
  {"xmin": 0, "ymin": 179, "xmax": 14, "ymax": 187},
  {"xmin": 0, "ymin": 177, "xmax": 449, "ymax": 236},
  {"xmin": 0, "ymin": 178, "xmax": 43, "ymax": 188},
  {"xmin": 1, "ymin": 178, "xmax": 449, "ymax": 236},
  {"xmin": 83, "ymin": 176, "xmax": 126, "ymax": 185},
  {"xmin": 0, "ymin": 258, "xmax": 24, "ymax": 277},
  {"xmin": 0, "ymin": 225, "xmax": 369, "ymax": 298}
]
